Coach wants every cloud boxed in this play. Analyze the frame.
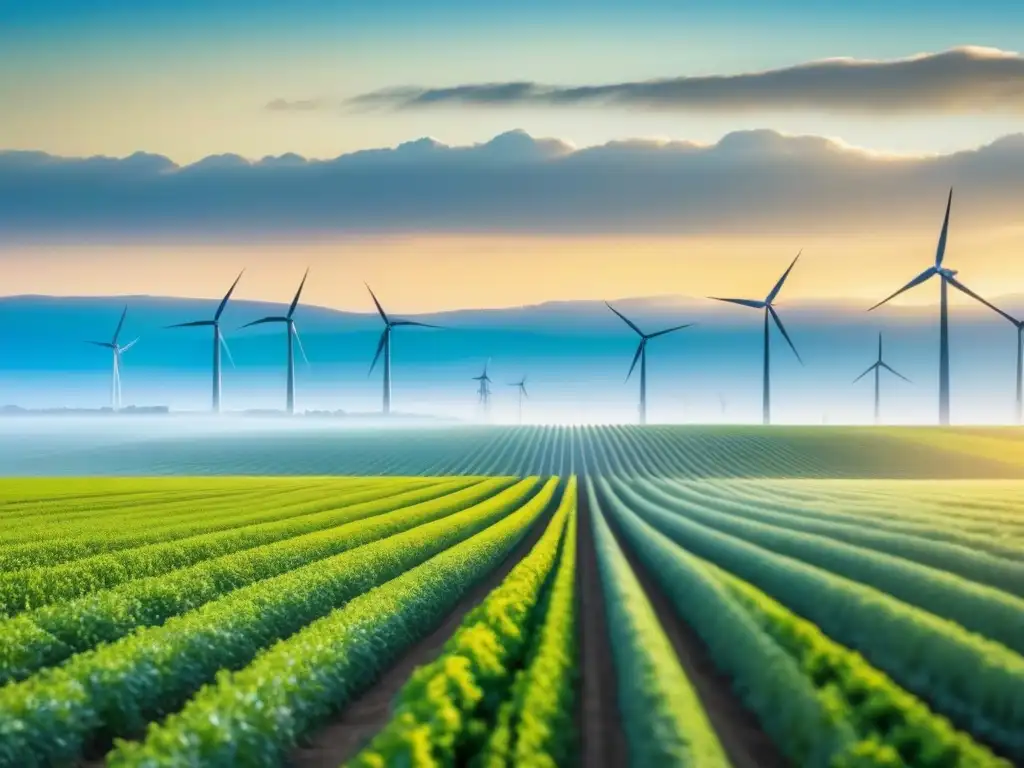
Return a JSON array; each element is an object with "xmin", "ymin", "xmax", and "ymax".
[
  {"xmin": 3, "ymin": 128, "xmax": 1024, "ymax": 241},
  {"xmin": 336, "ymin": 47, "xmax": 1024, "ymax": 115}
]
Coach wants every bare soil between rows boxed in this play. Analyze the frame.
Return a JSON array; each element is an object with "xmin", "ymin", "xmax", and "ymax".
[
  {"xmin": 575, "ymin": 477, "xmax": 628, "ymax": 768},
  {"xmin": 607, "ymin": 498, "xmax": 786, "ymax": 768},
  {"xmin": 287, "ymin": 495, "xmax": 558, "ymax": 767}
]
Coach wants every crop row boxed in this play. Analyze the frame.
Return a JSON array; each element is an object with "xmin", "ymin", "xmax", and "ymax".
[
  {"xmin": 599, "ymin": 475, "xmax": 1024, "ymax": 760},
  {"xmin": 590, "ymin": 484, "xmax": 730, "ymax": 767},
  {"xmin": 661, "ymin": 478, "xmax": 1024, "ymax": 561},
  {"xmin": 348, "ymin": 477, "xmax": 576, "ymax": 766},
  {"xmin": 622, "ymin": 478, "xmax": 1024, "ymax": 651},
  {"xmin": 0, "ymin": 476, "xmax": 552, "ymax": 766},
  {"xmin": 0, "ymin": 477, "xmax": 469, "ymax": 614},
  {"xmin": 478, "ymin": 482, "xmax": 579, "ymax": 768},
  {"xmin": 0, "ymin": 479, "xmax": 433, "ymax": 572},
  {"xmin": 593, "ymin": 478, "xmax": 1012, "ymax": 767},
  {"xmin": 105, "ymin": 478, "xmax": 563, "ymax": 766},
  {"xmin": 0, "ymin": 477, "xmax": 518, "ymax": 686}
]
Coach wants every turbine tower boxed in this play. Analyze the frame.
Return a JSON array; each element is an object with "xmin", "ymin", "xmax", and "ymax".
[
  {"xmin": 509, "ymin": 375, "xmax": 528, "ymax": 424},
  {"xmin": 167, "ymin": 269, "xmax": 244, "ymax": 413},
  {"xmin": 964, "ymin": 301, "xmax": 1024, "ymax": 423},
  {"xmin": 605, "ymin": 302, "xmax": 693, "ymax": 426},
  {"xmin": 473, "ymin": 360, "xmax": 493, "ymax": 417},
  {"xmin": 868, "ymin": 189, "xmax": 1009, "ymax": 425},
  {"xmin": 241, "ymin": 269, "xmax": 310, "ymax": 415},
  {"xmin": 87, "ymin": 305, "xmax": 138, "ymax": 411},
  {"xmin": 853, "ymin": 333, "xmax": 911, "ymax": 424},
  {"xmin": 366, "ymin": 284, "xmax": 439, "ymax": 415},
  {"xmin": 709, "ymin": 252, "xmax": 803, "ymax": 425}
]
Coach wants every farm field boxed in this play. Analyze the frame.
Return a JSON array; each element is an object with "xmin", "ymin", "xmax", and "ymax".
[
  {"xmin": 0, "ymin": 428, "xmax": 1022, "ymax": 766},
  {"xmin": 4, "ymin": 423, "xmax": 1024, "ymax": 478}
]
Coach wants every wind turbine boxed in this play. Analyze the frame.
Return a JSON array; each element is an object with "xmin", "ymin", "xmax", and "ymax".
[
  {"xmin": 853, "ymin": 333, "xmax": 911, "ymax": 424},
  {"xmin": 241, "ymin": 269, "xmax": 310, "ymax": 415},
  {"xmin": 366, "ymin": 284, "xmax": 439, "ymax": 415},
  {"xmin": 605, "ymin": 302, "xmax": 694, "ymax": 426},
  {"xmin": 960, "ymin": 301, "xmax": 1024, "ymax": 423},
  {"xmin": 509, "ymin": 375, "xmax": 528, "ymax": 424},
  {"xmin": 167, "ymin": 269, "xmax": 244, "ymax": 413},
  {"xmin": 1001, "ymin": 315, "xmax": 1024, "ymax": 424},
  {"xmin": 473, "ymin": 359, "xmax": 493, "ymax": 416},
  {"xmin": 87, "ymin": 305, "xmax": 138, "ymax": 411},
  {"xmin": 709, "ymin": 252, "xmax": 803, "ymax": 425},
  {"xmin": 868, "ymin": 189, "xmax": 1010, "ymax": 425}
]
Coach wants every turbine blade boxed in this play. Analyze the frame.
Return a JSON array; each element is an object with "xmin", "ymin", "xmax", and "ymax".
[
  {"xmin": 522, "ymin": 385, "xmax": 528, "ymax": 398},
  {"xmin": 391, "ymin": 320, "xmax": 441, "ymax": 328},
  {"xmin": 625, "ymin": 341, "xmax": 644, "ymax": 382},
  {"xmin": 769, "ymin": 306, "xmax": 802, "ymax": 365},
  {"xmin": 365, "ymin": 283, "xmax": 389, "ymax": 324},
  {"xmin": 708, "ymin": 297, "xmax": 766, "ymax": 309},
  {"xmin": 220, "ymin": 333, "xmax": 236, "ymax": 368},
  {"xmin": 292, "ymin": 324, "xmax": 310, "ymax": 366},
  {"xmin": 880, "ymin": 361, "xmax": 912, "ymax": 383},
  {"xmin": 878, "ymin": 332, "xmax": 883, "ymax": 362},
  {"xmin": 605, "ymin": 301, "xmax": 644, "ymax": 336},
  {"xmin": 239, "ymin": 316, "xmax": 286, "ymax": 329},
  {"xmin": 935, "ymin": 188, "xmax": 952, "ymax": 267},
  {"xmin": 647, "ymin": 322, "xmax": 695, "ymax": 339},
  {"xmin": 368, "ymin": 329, "xmax": 387, "ymax": 374},
  {"xmin": 119, "ymin": 338, "xmax": 139, "ymax": 353},
  {"xmin": 852, "ymin": 362, "xmax": 878, "ymax": 383},
  {"xmin": 766, "ymin": 250, "xmax": 802, "ymax": 303},
  {"xmin": 112, "ymin": 305, "xmax": 128, "ymax": 345},
  {"xmin": 867, "ymin": 267, "xmax": 937, "ymax": 311},
  {"xmin": 215, "ymin": 268, "xmax": 245, "ymax": 321},
  {"xmin": 288, "ymin": 268, "xmax": 309, "ymax": 319},
  {"xmin": 946, "ymin": 276, "xmax": 1019, "ymax": 325},
  {"xmin": 166, "ymin": 320, "xmax": 214, "ymax": 329},
  {"xmin": 86, "ymin": 340, "xmax": 115, "ymax": 349}
]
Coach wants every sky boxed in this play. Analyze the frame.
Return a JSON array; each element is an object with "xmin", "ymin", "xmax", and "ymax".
[{"xmin": 5, "ymin": 0, "xmax": 1024, "ymax": 313}]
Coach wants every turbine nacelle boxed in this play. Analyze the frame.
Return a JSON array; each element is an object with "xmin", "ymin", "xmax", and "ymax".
[{"xmin": 937, "ymin": 267, "xmax": 959, "ymax": 279}]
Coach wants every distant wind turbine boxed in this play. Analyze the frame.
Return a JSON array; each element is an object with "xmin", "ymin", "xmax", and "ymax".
[
  {"xmin": 473, "ymin": 359, "xmax": 493, "ymax": 414},
  {"xmin": 509, "ymin": 375, "xmax": 528, "ymax": 424},
  {"xmin": 709, "ymin": 252, "xmax": 803, "ymax": 425},
  {"xmin": 961, "ymin": 301, "xmax": 1024, "ymax": 423},
  {"xmin": 605, "ymin": 301, "xmax": 694, "ymax": 426},
  {"xmin": 167, "ymin": 269, "xmax": 244, "ymax": 413},
  {"xmin": 241, "ymin": 268, "xmax": 310, "ymax": 415},
  {"xmin": 868, "ymin": 189, "xmax": 1010, "ymax": 425},
  {"xmin": 366, "ymin": 284, "xmax": 439, "ymax": 415},
  {"xmin": 87, "ymin": 305, "xmax": 138, "ymax": 411},
  {"xmin": 853, "ymin": 333, "xmax": 911, "ymax": 424}
]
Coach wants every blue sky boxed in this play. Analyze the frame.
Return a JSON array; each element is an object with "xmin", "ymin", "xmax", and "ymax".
[
  {"xmin": 5, "ymin": 0, "xmax": 1024, "ymax": 314},
  {"xmin": 5, "ymin": 0, "xmax": 1024, "ymax": 162}
]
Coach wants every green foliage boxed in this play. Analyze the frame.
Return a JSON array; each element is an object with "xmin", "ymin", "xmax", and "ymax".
[
  {"xmin": 590, "ymin": 487, "xmax": 732, "ymax": 768},
  {"xmin": 0, "ymin": 477, "xmax": 544, "ymax": 766},
  {"xmin": 603, "ymin": 476, "xmax": 1024, "ymax": 761},
  {"xmin": 0, "ymin": 477, "xmax": 513, "ymax": 685},
  {"xmin": 713, "ymin": 567, "xmax": 1010, "ymax": 767},
  {"xmin": 485, "ymin": 481, "xmax": 579, "ymax": 768},
  {"xmin": 348, "ymin": 477, "xmax": 576, "ymax": 768},
  {"xmin": 625, "ymin": 477, "xmax": 1024, "ymax": 654},
  {"xmin": 105, "ymin": 477, "xmax": 561, "ymax": 767},
  {"xmin": 0, "ymin": 478, "xmax": 470, "ymax": 614}
]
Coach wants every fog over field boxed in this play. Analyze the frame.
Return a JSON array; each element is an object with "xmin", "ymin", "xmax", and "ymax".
[{"xmin": 2, "ymin": 293, "xmax": 1023, "ymax": 425}]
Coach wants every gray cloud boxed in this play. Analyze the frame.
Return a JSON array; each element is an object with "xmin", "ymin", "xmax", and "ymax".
[
  {"xmin": 3, "ymin": 128, "xmax": 1024, "ymax": 242},
  {"xmin": 334, "ymin": 47, "xmax": 1024, "ymax": 114}
]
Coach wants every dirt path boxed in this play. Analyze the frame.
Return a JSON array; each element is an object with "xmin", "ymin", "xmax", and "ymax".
[
  {"xmin": 575, "ymin": 478, "xmax": 628, "ymax": 768},
  {"xmin": 610, "ymin": 509, "xmax": 786, "ymax": 768},
  {"xmin": 288, "ymin": 497, "xmax": 558, "ymax": 767}
]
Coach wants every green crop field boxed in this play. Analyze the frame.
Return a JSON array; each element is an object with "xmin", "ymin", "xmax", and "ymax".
[{"xmin": 1, "ymin": 427, "xmax": 1023, "ymax": 767}]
